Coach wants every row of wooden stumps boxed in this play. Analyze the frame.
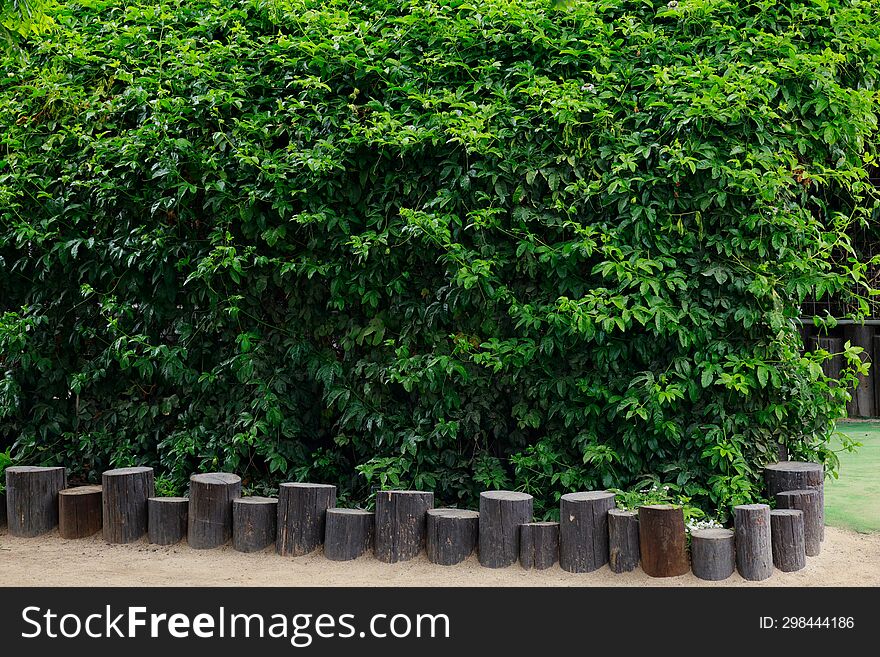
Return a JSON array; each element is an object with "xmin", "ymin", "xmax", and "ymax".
[{"xmin": 3, "ymin": 461, "xmax": 824, "ymax": 580}]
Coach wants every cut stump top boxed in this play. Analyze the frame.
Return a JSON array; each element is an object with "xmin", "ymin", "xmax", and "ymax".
[
  {"xmin": 608, "ymin": 509, "xmax": 638, "ymax": 518},
  {"xmin": 148, "ymin": 496, "xmax": 188, "ymax": 503},
  {"xmin": 104, "ymin": 467, "xmax": 153, "ymax": 477},
  {"xmin": 234, "ymin": 496, "xmax": 277, "ymax": 505},
  {"xmin": 764, "ymin": 461, "xmax": 823, "ymax": 473},
  {"xmin": 189, "ymin": 472, "xmax": 240, "ymax": 485},
  {"xmin": 428, "ymin": 508, "xmax": 480, "ymax": 519},
  {"xmin": 59, "ymin": 485, "xmax": 102, "ymax": 496},
  {"xmin": 327, "ymin": 508, "xmax": 372, "ymax": 516},
  {"xmin": 480, "ymin": 490, "xmax": 532, "ymax": 502},
  {"xmin": 690, "ymin": 528, "xmax": 734, "ymax": 540},
  {"xmin": 638, "ymin": 503, "xmax": 680, "ymax": 511},
  {"xmin": 521, "ymin": 521, "xmax": 559, "ymax": 527},
  {"xmin": 560, "ymin": 491, "xmax": 615, "ymax": 503},
  {"xmin": 278, "ymin": 482, "xmax": 336, "ymax": 490},
  {"xmin": 6, "ymin": 466, "xmax": 65, "ymax": 474},
  {"xmin": 734, "ymin": 503, "xmax": 770, "ymax": 512}
]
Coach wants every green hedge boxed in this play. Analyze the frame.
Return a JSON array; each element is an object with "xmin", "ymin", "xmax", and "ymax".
[{"xmin": 1, "ymin": 0, "xmax": 878, "ymax": 518}]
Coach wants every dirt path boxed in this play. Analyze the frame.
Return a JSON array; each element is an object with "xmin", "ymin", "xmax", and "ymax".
[{"xmin": 1, "ymin": 525, "xmax": 877, "ymax": 587}]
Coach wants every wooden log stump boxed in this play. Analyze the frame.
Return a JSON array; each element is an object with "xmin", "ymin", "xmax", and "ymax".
[
  {"xmin": 479, "ymin": 490, "xmax": 533, "ymax": 568},
  {"xmin": 519, "ymin": 521, "xmax": 559, "ymax": 570},
  {"xmin": 375, "ymin": 490, "xmax": 434, "ymax": 563},
  {"xmin": 734, "ymin": 503, "xmax": 773, "ymax": 581},
  {"xmin": 102, "ymin": 467, "xmax": 154, "ymax": 544},
  {"xmin": 276, "ymin": 482, "xmax": 336, "ymax": 556},
  {"xmin": 559, "ymin": 491, "xmax": 616, "ymax": 573},
  {"xmin": 775, "ymin": 489, "xmax": 821, "ymax": 557},
  {"xmin": 764, "ymin": 461, "xmax": 824, "ymax": 540},
  {"xmin": 690, "ymin": 528, "xmax": 736, "ymax": 581},
  {"xmin": 426, "ymin": 508, "xmax": 479, "ymax": 566},
  {"xmin": 148, "ymin": 497, "xmax": 188, "ymax": 545},
  {"xmin": 58, "ymin": 485, "xmax": 102, "ymax": 539},
  {"xmin": 187, "ymin": 472, "xmax": 241, "ymax": 549},
  {"xmin": 638, "ymin": 504, "xmax": 689, "ymax": 577},
  {"xmin": 324, "ymin": 508, "xmax": 374, "ymax": 561},
  {"xmin": 770, "ymin": 509, "xmax": 806, "ymax": 572},
  {"xmin": 233, "ymin": 496, "xmax": 278, "ymax": 553},
  {"xmin": 5, "ymin": 466, "xmax": 66, "ymax": 537},
  {"xmin": 608, "ymin": 509, "xmax": 640, "ymax": 574}
]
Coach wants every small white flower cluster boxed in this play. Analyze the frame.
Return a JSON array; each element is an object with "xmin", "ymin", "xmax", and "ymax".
[{"xmin": 685, "ymin": 517, "xmax": 724, "ymax": 534}]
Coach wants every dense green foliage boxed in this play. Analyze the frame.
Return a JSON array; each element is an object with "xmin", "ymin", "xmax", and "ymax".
[
  {"xmin": 1, "ymin": 0, "xmax": 879, "ymax": 518},
  {"xmin": 0, "ymin": 0, "xmax": 55, "ymax": 51}
]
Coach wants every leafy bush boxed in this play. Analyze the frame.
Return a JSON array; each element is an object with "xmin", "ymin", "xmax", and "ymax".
[
  {"xmin": 0, "ymin": 446, "xmax": 12, "ymax": 493},
  {"xmin": 1, "ymin": 0, "xmax": 878, "ymax": 518}
]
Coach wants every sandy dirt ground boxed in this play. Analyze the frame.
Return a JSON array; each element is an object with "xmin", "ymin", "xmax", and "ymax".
[{"xmin": 1, "ymin": 525, "xmax": 878, "ymax": 587}]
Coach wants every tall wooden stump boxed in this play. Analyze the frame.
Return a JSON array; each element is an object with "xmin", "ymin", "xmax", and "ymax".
[
  {"xmin": 608, "ymin": 509, "xmax": 640, "ymax": 574},
  {"xmin": 324, "ymin": 509, "xmax": 374, "ymax": 561},
  {"xmin": 276, "ymin": 482, "xmax": 336, "ymax": 556},
  {"xmin": 103, "ymin": 467, "xmax": 154, "ymax": 544},
  {"xmin": 520, "ymin": 521, "xmax": 559, "ymax": 570},
  {"xmin": 426, "ymin": 508, "xmax": 479, "ymax": 566},
  {"xmin": 638, "ymin": 504, "xmax": 689, "ymax": 577},
  {"xmin": 559, "ymin": 491, "xmax": 616, "ymax": 573},
  {"xmin": 479, "ymin": 490, "xmax": 533, "ymax": 568},
  {"xmin": 5, "ymin": 466, "xmax": 66, "ymax": 537},
  {"xmin": 691, "ymin": 528, "xmax": 736, "ymax": 581},
  {"xmin": 775, "ymin": 489, "xmax": 821, "ymax": 557},
  {"xmin": 770, "ymin": 509, "xmax": 806, "ymax": 572},
  {"xmin": 233, "ymin": 496, "xmax": 277, "ymax": 553},
  {"xmin": 148, "ymin": 497, "xmax": 188, "ymax": 545},
  {"xmin": 375, "ymin": 490, "xmax": 434, "ymax": 563},
  {"xmin": 734, "ymin": 503, "xmax": 773, "ymax": 581},
  {"xmin": 58, "ymin": 485, "xmax": 102, "ymax": 539},
  {"xmin": 764, "ymin": 461, "xmax": 824, "ymax": 540},
  {"xmin": 187, "ymin": 472, "xmax": 241, "ymax": 549}
]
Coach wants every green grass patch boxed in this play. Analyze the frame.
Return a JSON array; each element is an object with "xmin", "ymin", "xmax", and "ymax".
[{"xmin": 826, "ymin": 421, "xmax": 880, "ymax": 533}]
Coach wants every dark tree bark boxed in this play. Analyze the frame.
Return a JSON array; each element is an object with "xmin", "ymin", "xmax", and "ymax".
[
  {"xmin": 764, "ymin": 461, "xmax": 824, "ymax": 540},
  {"xmin": 276, "ymin": 482, "xmax": 336, "ymax": 557},
  {"xmin": 479, "ymin": 490, "xmax": 533, "ymax": 568},
  {"xmin": 734, "ymin": 503, "xmax": 773, "ymax": 581},
  {"xmin": 187, "ymin": 472, "xmax": 241, "ymax": 549},
  {"xmin": 559, "ymin": 491, "xmax": 616, "ymax": 573},
  {"xmin": 148, "ymin": 497, "xmax": 188, "ymax": 545},
  {"xmin": 770, "ymin": 509, "xmax": 806, "ymax": 572},
  {"xmin": 426, "ymin": 508, "xmax": 479, "ymax": 566},
  {"xmin": 638, "ymin": 504, "xmax": 689, "ymax": 577},
  {"xmin": 375, "ymin": 490, "xmax": 434, "ymax": 563},
  {"xmin": 102, "ymin": 467, "xmax": 154, "ymax": 544},
  {"xmin": 690, "ymin": 528, "xmax": 735, "ymax": 581},
  {"xmin": 58, "ymin": 485, "xmax": 102, "ymax": 539},
  {"xmin": 775, "ymin": 489, "xmax": 821, "ymax": 557},
  {"xmin": 233, "ymin": 496, "xmax": 277, "ymax": 553},
  {"xmin": 5, "ymin": 466, "xmax": 66, "ymax": 537},
  {"xmin": 324, "ymin": 508, "xmax": 374, "ymax": 561},
  {"xmin": 519, "ymin": 521, "xmax": 559, "ymax": 570},
  {"xmin": 608, "ymin": 509, "xmax": 640, "ymax": 574}
]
